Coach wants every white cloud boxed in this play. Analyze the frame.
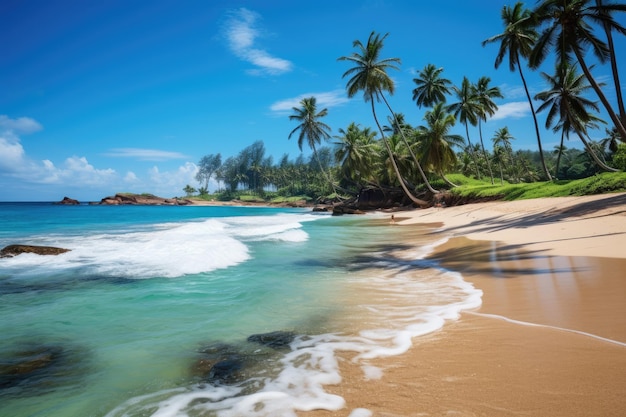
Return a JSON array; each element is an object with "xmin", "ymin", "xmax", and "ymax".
[
  {"xmin": 0, "ymin": 115, "xmax": 43, "ymax": 134},
  {"xmin": 224, "ymin": 8, "xmax": 293, "ymax": 75},
  {"xmin": 147, "ymin": 162, "xmax": 199, "ymax": 196},
  {"xmin": 270, "ymin": 90, "xmax": 350, "ymax": 114},
  {"xmin": 38, "ymin": 156, "xmax": 116, "ymax": 185},
  {"xmin": 124, "ymin": 171, "xmax": 139, "ymax": 182},
  {"xmin": 0, "ymin": 136, "xmax": 27, "ymax": 172},
  {"xmin": 104, "ymin": 148, "xmax": 188, "ymax": 161},
  {"xmin": 491, "ymin": 101, "xmax": 531, "ymax": 121}
]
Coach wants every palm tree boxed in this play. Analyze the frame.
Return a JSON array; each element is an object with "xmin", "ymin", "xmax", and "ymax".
[
  {"xmin": 415, "ymin": 102, "xmax": 465, "ymax": 187},
  {"xmin": 338, "ymin": 31, "xmax": 431, "ymax": 206},
  {"xmin": 448, "ymin": 77, "xmax": 482, "ymax": 179},
  {"xmin": 530, "ymin": 0, "xmax": 626, "ymax": 140},
  {"xmin": 412, "ymin": 64, "xmax": 452, "ymax": 108},
  {"xmin": 288, "ymin": 96, "xmax": 340, "ymax": 196},
  {"xmin": 596, "ymin": 0, "xmax": 626, "ymax": 128},
  {"xmin": 492, "ymin": 145, "xmax": 508, "ymax": 185},
  {"xmin": 334, "ymin": 122, "xmax": 379, "ymax": 187},
  {"xmin": 483, "ymin": 1, "xmax": 552, "ymax": 180},
  {"xmin": 473, "ymin": 76, "xmax": 502, "ymax": 184},
  {"xmin": 535, "ymin": 62, "xmax": 617, "ymax": 172},
  {"xmin": 492, "ymin": 127, "xmax": 518, "ymax": 182}
]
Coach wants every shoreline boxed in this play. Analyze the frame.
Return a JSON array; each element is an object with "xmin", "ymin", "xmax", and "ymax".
[{"xmin": 304, "ymin": 192, "xmax": 626, "ymax": 416}]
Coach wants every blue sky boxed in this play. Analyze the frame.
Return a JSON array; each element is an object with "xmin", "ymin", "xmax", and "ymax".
[{"xmin": 2, "ymin": 0, "xmax": 625, "ymax": 201}]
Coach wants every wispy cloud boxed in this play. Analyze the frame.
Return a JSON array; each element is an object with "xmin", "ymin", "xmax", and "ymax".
[
  {"xmin": 270, "ymin": 90, "xmax": 350, "ymax": 114},
  {"xmin": 224, "ymin": 8, "xmax": 293, "ymax": 75},
  {"xmin": 0, "ymin": 115, "xmax": 43, "ymax": 135},
  {"xmin": 105, "ymin": 148, "xmax": 188, "ymax": 161},
  {"xmin": 492, "ymin": 101, "xmax": 531, "ymax": 121}
]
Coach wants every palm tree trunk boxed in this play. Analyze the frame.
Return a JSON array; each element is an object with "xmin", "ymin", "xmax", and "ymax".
[
  {"xmin": 380, "ymin": 94, "xmax": 439, "ymax": 194},
  {"xmin": 556, "ymin": 131, "xmax": 565, "ymax": 179},
  {"xmin": 311, "ymin": 143, "xmax": 346, "ymax": 200},
  {"xmin": 370, "ymin": 100, "xmax": 429, "ymax": 207},
  {"xmin": 574, "ymin": 49, "xmax": 626, "ymax": 141},
  {"xmin": 439, "ymin": 171, "xmax": 457, "ymax": 187},
  {"xmin": 597, "ymin": 0, "xmax": 626, "ymax": 127},
  {"xmin": 577, "ymin": 131, "xmax": 619, "ymax": 172},
  {"xmin": 464, "ymin": 123, "xmax": 481, "ymax": 179},
  {"xmin": 518, "ymin": 61, "xmax": 553, "ymax": 180},
  {"xmin": 498, "ymin": 162, "xmax": 504, "ymax": 185},
  {"xmin": 478, "ymin": 120, "xmax": 494, "ymax": 184}
]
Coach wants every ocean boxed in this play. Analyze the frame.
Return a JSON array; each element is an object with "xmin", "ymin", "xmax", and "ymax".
[{"xmin": 0, "ymin": 203, "xmax": 481, "ymax": 417}]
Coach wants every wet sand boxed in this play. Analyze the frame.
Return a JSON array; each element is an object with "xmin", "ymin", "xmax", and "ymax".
[{"xmin": 304, "ymin": 193, "xmax": 626, "ymax": 416}]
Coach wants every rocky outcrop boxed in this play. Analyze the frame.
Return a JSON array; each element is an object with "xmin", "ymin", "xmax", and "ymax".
[
  {"xmin": 96, "ymin": 193, "xmax": 193, "ymax": 206},
  {"xmin": 0, "ymin": 244, "xmax": 71, "ymax": 258},
  {"xmin": 55, "ymin": 196, "xmax": 79, "ymax": 205}
]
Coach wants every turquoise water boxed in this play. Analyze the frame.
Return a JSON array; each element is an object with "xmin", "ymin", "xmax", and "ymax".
[{"xmin": 0, "ymin": 203, "xmax": 481, "ymax": 417}]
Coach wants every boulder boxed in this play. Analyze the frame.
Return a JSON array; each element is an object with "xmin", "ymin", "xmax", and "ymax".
[
  {"xmin": 247, "ymin": 331, "xmax": 295, "ymax": 349},
  {"xmin": 55, "ymin": 196, "xmax": 79, "ymax": 205},
  {"xmin": 0, "ymin": 244, "xmax": 71, "ymax": 258}
]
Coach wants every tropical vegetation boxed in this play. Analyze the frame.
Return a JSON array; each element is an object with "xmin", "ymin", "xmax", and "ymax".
[{"xmin": 187, "ymin": 0, "xmax": 626, "ymax": 206}]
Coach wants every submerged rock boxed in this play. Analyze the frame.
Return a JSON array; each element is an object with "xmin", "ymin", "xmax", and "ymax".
[
  {"xmin": 247, "ymin": 331, "xmax": 295, "ymax": 350},
  {"xmin": 0, "ymin": 342, "xmax": 90, "ymax": 394},
  {"xmin": 192, "ymin": 343, "xmax": 246, "ymax": 385},
  {"xmin": 0, "ymin": 244, "xmax": 71, "ymax": 258}
]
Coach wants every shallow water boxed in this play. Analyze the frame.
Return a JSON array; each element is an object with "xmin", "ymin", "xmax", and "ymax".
[{"xmin": 0, "ymin": 203, "xmax": 481, "ymax": 417}]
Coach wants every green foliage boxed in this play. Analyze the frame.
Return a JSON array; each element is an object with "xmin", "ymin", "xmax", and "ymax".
[
  {"xmin": 613, "ymin": 144, "xmax": 626, "ymax": 170},
  {"xmin": 451, "ymin": 172, "xmax": 626, "ymax": 200}
]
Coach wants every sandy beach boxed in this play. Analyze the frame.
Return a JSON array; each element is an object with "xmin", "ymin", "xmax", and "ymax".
[{"xmin": 305, "ymin": 192, "xmax": 626, "ymax": 416}]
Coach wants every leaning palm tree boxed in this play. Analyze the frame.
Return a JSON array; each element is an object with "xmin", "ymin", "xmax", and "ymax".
[
  {"xmin": 338, "ymin": 31, "xmax": 432, "ymax": 206},
  {"xmin": 288, "ymin": 96, "xmax": 340, "ymax": 196},
  {"xmin": 596, "ymin": 0, "xmax": 626, "ymax": 128},
  {"xmin": 473, "ymin": 76, "xmax": 502, "ymax": 184},
  {"xmin": 530, "ymin": 0, "xmax": 626, "ymax": 140},
  {"xmin": 412, "ymin": 64, "xmax": 452, "ymax": 109},
  {"xmin": 535, "ymin": 62, "xmax": 618, "ymax": 172},
  {"xmin": 414, "ymin": 102, "xmax": 465, "ymax": 187},
  {"xmin": 448, "ymin": 77, "xmax": 482, "ymax": 179},
  {"xmin": 482, "ymin": 1, "xmax": 552, "ymax": 180}
]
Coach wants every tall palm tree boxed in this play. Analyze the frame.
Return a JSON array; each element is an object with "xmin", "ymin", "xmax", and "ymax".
[
  {"xmin": 473, "ymin": 76, "xmax": 503, "ymax": 184},
  {"xmin": 535, "ymin": 62, "xmax": 618, "ymax": 172},
  {"xmin": 412, "ymin": 64, "xmax": 452, "ymax": 108},
  {"xmin": 448, "ymin": 77, "xmax": 482, "ymax": 179},
  {"xmin": 288, "ymin": 96, "xmax": 340, "ymax": 195},
  {"xmin": 492, "ymin": 145, "xmax": 508, "ymax": 185},
  {"xmin": 338, "ymin": 31, "xmax": 431, "ymax": 206},
  {"xmin": 334, "ymin": 122, "xmax": 380, "ymax": 187},
  {"xmin": 415, "ymin": 102, "xmax": 465, "ymax": 187},
  {"xmin": 530, "ymin": 0, "xmax": 626, "ymax": 140},
  {"xmin": 483, "ymin": 1, "xmax": 552, "ymax": 180},
  {"xmin": 596, "ymin": 0, "xmax": 626, "ymax": 128}
]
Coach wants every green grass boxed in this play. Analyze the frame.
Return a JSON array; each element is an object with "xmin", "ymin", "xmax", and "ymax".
[{"xmin": 449, "ymin": 172, "xmax": 626, "ymax": 201}]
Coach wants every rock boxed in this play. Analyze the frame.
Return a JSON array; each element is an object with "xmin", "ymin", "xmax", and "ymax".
[
  {"xmin": 98, "ymin": 193, "xmax": 191, "ymax": 206},
  {"xmin": 192, "ymin": 343, "xmax": 246, "ymax": 385},
  {"xmin": 55, "ymin": 196, "xmax": 79, "ymax": 205},
  {"xmin": 247, "ymin": 331, "xmax": 295, "ymax": 349},
  {"xmin": 0, "ymin": 244, "xmax": 71, "ymax": 258}
]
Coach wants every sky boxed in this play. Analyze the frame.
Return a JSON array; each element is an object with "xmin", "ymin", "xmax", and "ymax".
[{"xmin": 2, "ymin": 0, "xmax": 625, "ymax": 201}]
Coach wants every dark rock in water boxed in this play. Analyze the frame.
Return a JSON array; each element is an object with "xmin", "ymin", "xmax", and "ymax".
[
  {"xmin": 54, "ymin": 196, "xmax": 79, "ymax": 205},
  {"xmin": 0, "ymin": 342, "xmax": 90, "ymax": 394},
  {"xmin": 247, "ymin": 331, "xmax": 295, "ymax": 349},
  {"xmin": 97, "ymin": 193, "xmax": 192, "ymax": 206},
  {"xmin": 192, "ymin": 343, "xmax": 246, "ymax": 385},
  {"xmin": 0, "ymin": 244, "xmax": 71, "ymax": 258}
]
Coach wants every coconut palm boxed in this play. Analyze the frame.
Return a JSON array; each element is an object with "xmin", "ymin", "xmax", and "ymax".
[
  {"xmin": 535, "ymin": 62, "xmax": 617, "ymax": 172},
  {"xmin": 288, "ymin": 96, "xmax": 340, "ymax": 196},
  {"xmin": 482, "ymin": 1, "xmax": 552, "ymax": 180},
  {"xmin": 338, "ymin": 31, "xmax": 431, "ymax": 206},
  {"xmin": 492, "ymin": 145, "xmax": 508, "ymax": 185},
  {"xmin": 492, "ymin": 127, "xmax": 518, "ymax": 182},
  {"xmin": 596, "ymin": 0, "xmax": 626, "ymax": 128},
  {"xmin": 448, "ymin": 77, "xmax": 482, "ymax": 179},
  {"xmin": 334, "ymin": 122, "xmax": 380, "ymax": 187},
  {"xmin": 473, "ymin": 76, "xmax": 502, "ymax": 184},
  {"xmin": 414, "ymin": 102, "xmax": 465, "ymax": 187},
  {"xmin": 412, "ymin": 64, "xmax": 452, "ymax": 109},
  {"xmin": 530, "ymin": 0, "xmax": 626, "ymax": 140}
]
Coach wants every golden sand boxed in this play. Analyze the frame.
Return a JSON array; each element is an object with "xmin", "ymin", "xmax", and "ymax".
[{"xmin": 304, "ymin": 193, "xmax": 626, "ymax": 417}]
